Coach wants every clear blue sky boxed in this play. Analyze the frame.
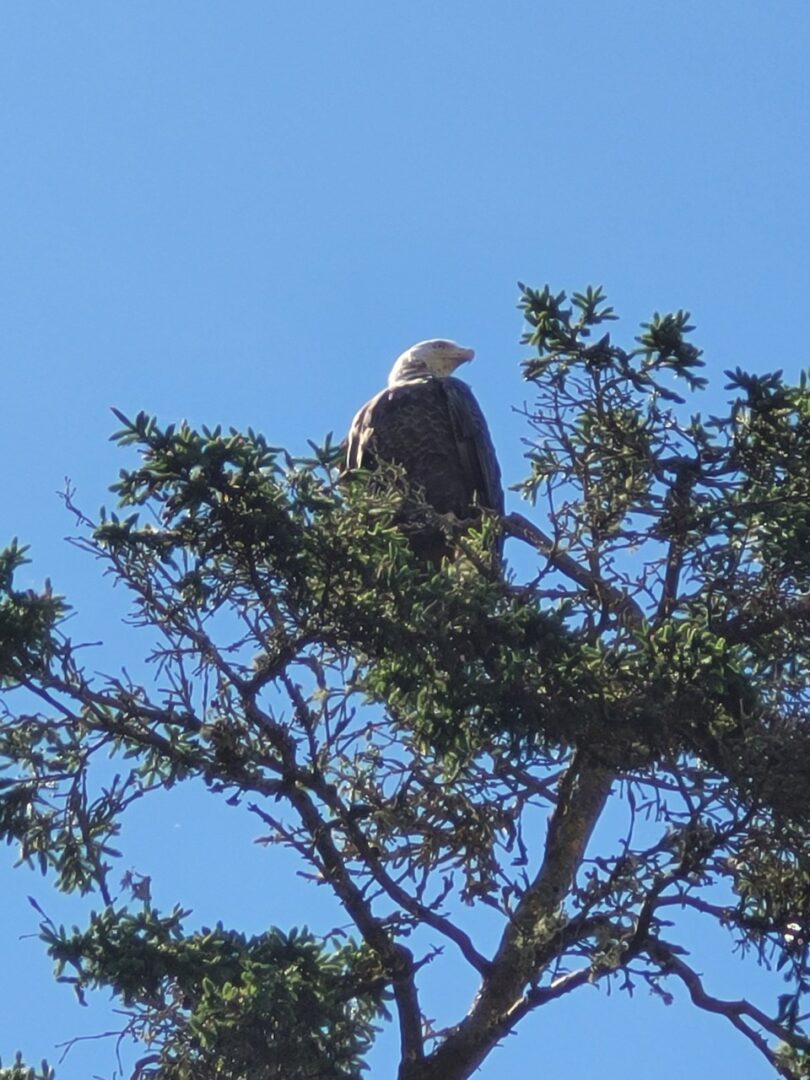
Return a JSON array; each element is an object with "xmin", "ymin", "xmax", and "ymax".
[{"xmin": 2, "ymin": 3, "xmax": 809, "ymax": 1077}]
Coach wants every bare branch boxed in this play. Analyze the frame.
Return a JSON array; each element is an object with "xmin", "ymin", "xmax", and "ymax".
[
  {"xmin": 645, "ymin": 938, "xmax": 810, "ymax": 1076},
  {"xmin": 503, "ymin": 512, "xmax": 644, "ymax": 626}
]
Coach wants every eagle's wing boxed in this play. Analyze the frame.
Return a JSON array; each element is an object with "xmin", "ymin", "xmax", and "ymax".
[
  {"xmin": 345, "ymin": 393, "xmax": 378, "ymax": 472},
  {"xmin": 441, "ymin": 377, "xmax": 504, "ymax": 516}
]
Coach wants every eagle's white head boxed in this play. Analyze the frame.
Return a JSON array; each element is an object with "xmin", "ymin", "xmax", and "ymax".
[{"xmin": 387, "ymin": 339, "xmax": 475, "ymax": 387}]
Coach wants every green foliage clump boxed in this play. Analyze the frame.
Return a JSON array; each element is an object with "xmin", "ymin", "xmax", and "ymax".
[
  {"xmin": 0, "ymin": 1055, "xmax": 55, "ymax": 1080},
  {"xmin": 41, "ymin": 906, "xmax": 383, "ymax": 1079}
]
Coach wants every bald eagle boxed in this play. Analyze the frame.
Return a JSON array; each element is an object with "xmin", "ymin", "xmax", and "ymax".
[{"xmin": 346, "ymin": 339, "xmax": 503, "ymax": 564}]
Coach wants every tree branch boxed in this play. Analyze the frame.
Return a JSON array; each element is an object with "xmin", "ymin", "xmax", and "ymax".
[
  {"xmin": 503, "ymin": 512, "xmax": 644, "ymax": 626},
  {"xmin": 645, "ymin": 937, "xmax": 810, "ymax": 1076},
  {"xmin": 412, "ymin": 753, "xmax": 613, "ymax": 1079},
  {"xmin": 279, "ymin": 673, "xmax": 492, "ymax": 976},
  {"xmin": 719, "ymin": 594, "xmax": 810, "ymax": 646}
]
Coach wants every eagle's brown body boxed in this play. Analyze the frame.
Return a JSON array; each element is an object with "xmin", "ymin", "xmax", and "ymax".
[{"xmin": 346, "ymin": 341, "xmax": 503, "ymax": 564}]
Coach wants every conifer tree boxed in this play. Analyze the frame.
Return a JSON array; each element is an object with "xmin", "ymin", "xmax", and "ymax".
[{"xmin": 2, "ymin": 285, "xmax": 808, "ymax": 1079}]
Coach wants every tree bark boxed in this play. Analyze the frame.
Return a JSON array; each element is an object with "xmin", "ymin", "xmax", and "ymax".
[{"xmin": 401, "ymin": 754, "xmax": 613, "ymax": 1080}]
